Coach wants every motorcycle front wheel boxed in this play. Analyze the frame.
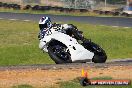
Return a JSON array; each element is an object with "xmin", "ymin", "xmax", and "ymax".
[{"xmin": 48, "ymin": 44, "xmax": 72, "ymax": 64}]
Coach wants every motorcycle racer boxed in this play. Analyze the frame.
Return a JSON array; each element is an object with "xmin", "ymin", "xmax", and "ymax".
[
  {"xmin": 38, "ymin": 17, "xmax": 107, "ymax": 63},
  {"xmin": 38, "ymin": 17, "xmax": 52, "ymax": 40},
  {"xmin": 38, "ymin": 16, "xmax": 84, "ymax": 41}
]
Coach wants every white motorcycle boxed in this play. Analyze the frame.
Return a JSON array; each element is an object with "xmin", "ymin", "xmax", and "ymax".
[{"xmin": 39, "ymin": 24, "xmax": 107, "ymax": 64}]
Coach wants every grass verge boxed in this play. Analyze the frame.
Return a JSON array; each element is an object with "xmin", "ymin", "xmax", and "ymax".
[
  {"xmin": 12, "ymin": 84, "xmax": 34, "ymax": 88},
  {"xmin": 59, "ymin": 77, "xmax": 132, "ymax": 88},
  {"xmin": 0, "ymin": 20, "xmax": 132, "ymax": 66}
]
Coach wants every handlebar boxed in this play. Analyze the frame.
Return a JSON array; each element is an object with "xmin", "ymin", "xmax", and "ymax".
[{"xmin": 52, "ymin": 23, "xmax": 62, "ymax": 31}]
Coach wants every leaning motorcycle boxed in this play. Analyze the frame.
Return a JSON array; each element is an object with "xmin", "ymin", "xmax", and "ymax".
[{"xmin": 39, "ymin": 24, "xmax": 107, "ymax": 64}]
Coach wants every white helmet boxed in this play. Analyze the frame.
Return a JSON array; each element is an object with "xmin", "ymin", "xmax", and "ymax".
[{"xmin": 39, "ymin": 17, "xmax": 52, "ymax": 30}]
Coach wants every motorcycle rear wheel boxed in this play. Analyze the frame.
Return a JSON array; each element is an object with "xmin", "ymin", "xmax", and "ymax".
[{"xmin": 82, "ymin": 40, "xmax": 107, "ymax": 63}]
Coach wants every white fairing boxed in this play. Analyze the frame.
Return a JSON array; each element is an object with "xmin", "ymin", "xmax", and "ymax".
[
  {"xmin": 39, "ymin": 27, "xmax": 94, "ymax": 62},
  {"xmin": 39, "ymin": 40, "xmax": 48, "ymax": 52}
]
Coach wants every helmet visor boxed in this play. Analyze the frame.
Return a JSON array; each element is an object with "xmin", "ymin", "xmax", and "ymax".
[{"xmin": 39, "ymin": 24, "xmax": 48, "ymax": 30}]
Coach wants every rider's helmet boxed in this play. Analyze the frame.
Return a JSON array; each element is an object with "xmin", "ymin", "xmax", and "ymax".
[{"xmin": 39, "ymin": 17, "xmax": 52, "ymax": 30}]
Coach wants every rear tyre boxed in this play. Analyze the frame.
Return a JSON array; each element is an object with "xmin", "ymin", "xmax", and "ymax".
[
  {"xmin": 48, "ymin": 41, "xmax": 72, "ymax": 64},
  {"xmin": 92, "ymin": 46, "xmax": 107, "ymax": 63},
  {"xmin": 92, "ymin": 53, "xmax": 107, "ymax": 63},
  {"xmin": 82, "ymin": 40, "xmax": 107, "ymax": 63}
]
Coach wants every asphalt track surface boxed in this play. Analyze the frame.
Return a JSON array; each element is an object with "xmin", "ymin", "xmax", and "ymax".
[
  {"xmin": 0, "ymin": 59, "xmax": 132, "ymax": 70},
  {"xmin": 0, "ymin": 12, "xmax": 132, "ymax": 27}
]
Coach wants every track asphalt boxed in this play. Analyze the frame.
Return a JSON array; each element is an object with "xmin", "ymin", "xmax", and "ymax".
[{"xmin": 0, "ymin": 12, "xmax": 132, "ymax": 27}]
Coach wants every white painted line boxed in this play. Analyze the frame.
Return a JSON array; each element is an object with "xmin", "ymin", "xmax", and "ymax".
[
  {"xmin": 112, "ymin": 26, "xmax": 119, "ymax": 27},
  {"xmin": 0, "ymin": 18, "xmax": 3, "ymax": 19},
  {"xmin": 9, "ymin": 19, "xmax": 18, "ymax": 21},
  {"xmin": 23, "ymin": 20, "xmax": 30, "ymax": 22},
  {"xmin": 124, "ymin": 27, "xmax": 130, "ymax": 28}
]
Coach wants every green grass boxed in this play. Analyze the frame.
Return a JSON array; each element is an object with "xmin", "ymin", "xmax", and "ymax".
[
  {"xmin": 0, "ymin": 20, "xmax": 132, "ymax": 66},
  {"xmin": 10, "ymin": 77, "xmax": 132, "ymax": 88},
  {"xmin": 59, "ymin": 77, "xmax": 132, "ymax": 88},
  {"xmin": 12, "ymin": 84, "xmax": 34, "ymax": 88},
  {"xmin": 91, "ymin": 76, "xmax": 113, "ymax": 80},
  {"xmin": 59, "ymin": 81, "xmax": 132, "ymax": 88},
  {"xmin": 0, "ymin": 20, "xmax": 54, "ymax": 66}
]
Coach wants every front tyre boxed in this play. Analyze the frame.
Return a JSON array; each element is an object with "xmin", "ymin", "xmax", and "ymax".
[{"xmin": 48, "ymin": 44, "xmax": 72, "ymax": 64}]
